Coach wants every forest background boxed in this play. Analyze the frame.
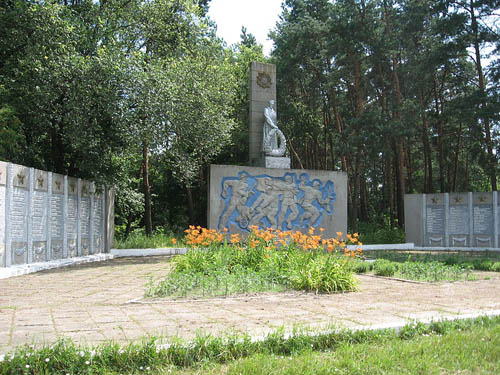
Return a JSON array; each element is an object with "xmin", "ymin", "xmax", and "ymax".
[{"xmin": 1, "ymin": 0, "xmax": 499, "ymax": 238}]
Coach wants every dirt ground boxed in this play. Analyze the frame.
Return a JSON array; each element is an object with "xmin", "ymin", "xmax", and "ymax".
[{"xmin": 1, "ymin": 256, "xmax": 499, "ymax": 355}]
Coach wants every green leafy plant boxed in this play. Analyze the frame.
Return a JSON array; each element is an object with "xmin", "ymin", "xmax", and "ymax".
[{"xmin": 374, "ymin": 259, "xmax": 397, "ymax": 277}]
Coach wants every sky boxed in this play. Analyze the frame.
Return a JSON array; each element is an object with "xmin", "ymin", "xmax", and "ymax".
[{"xmin": 207, "ymin": 0, "xmax": 284, "ymax": 56}]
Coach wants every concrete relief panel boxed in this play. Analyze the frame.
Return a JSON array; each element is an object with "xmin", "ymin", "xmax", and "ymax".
[
  {"xmin": 0, "ymin": 161, "xmax": 6, "ymax": 266},
  {"xmin": 448, "ymin": 193, "xmax": 469, "ymax": 247},
  {"xmin": 80, "ymin": 180, "xmax": 91, "ymax": 256},
  {"xmin": 472, "ymin": 192, "xmax": 493, "ymax": 247},
  {"xmin": 51, "ymin": 173, "xmax": 65, "ymax": 260},
  {"xmin": 209, "ymin": 165, "xmax": 347, "ymax": 239},
  {"xmin": 31, "ymin": 169, "xmax": 48, "ymax": 262},
  {"xmin": 93, "ymin": 189, "xmax": 104, "ymax": 254},
  {"xmin": 67, "ymin": 177, "xmax": 78, "ymax": 258},
  {"xmin": 10, "ymin": 164, "xmax": 29, "ymax": 265},
  {"xmin": 425, "ymin": 194, "xmax": 446, "ymax": 246}
]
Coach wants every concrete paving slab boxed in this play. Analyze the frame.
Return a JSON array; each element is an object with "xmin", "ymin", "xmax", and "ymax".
[{"xmin": 0, "ymin": 255, "xmax": 500, "ymax": 355}]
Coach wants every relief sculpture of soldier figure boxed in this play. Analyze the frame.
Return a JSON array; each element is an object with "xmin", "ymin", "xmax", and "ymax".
[
  {"xmin": 218, "ymin": 171, "xmax": 335, "ymax": 231},
  {"xmin": 277, "ymin": 175, "xmax": 299, "ymax": 229},
  {"xmin": 249, "ymin": 178, "xmax": 281, "ymax": 229},
  {"xmin": 262, "ymin": 100, "xmax": 287, "ymax": 157},
  {"xmin": 219, "ymin": 173, "xmax": 253, "ymax": 229},
  {"xmin": 298, "ymin": 176, "xmax": 331, "ymax": 226}
]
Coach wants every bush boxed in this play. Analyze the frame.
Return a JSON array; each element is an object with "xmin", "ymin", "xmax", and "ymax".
[
  {"xmin": 491, "ymin": 262, "xmax": 500, "ymax": 272},
  {"xmin": 347, "ymin": 260, "xmax": 371, "ymax": 274},
  {"xmin": 356, "ymin": 222, "xmax": 405, "ymax": 244},
  {"xmin": 374, "ymin": 259, "xmax": 397, "ymax": 277},
  {"xmin": 473, "ymin": 259, "xmax": 493, "ymax": 271}
]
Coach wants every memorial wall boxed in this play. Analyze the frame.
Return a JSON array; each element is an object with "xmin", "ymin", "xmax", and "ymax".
[
  {"xmin": 0, "ymin": 161, "xmax": 114, "ymax": 268},
  {"xmin": 405, "ymin": 192, "xmax": 499, "ymax": 248}
]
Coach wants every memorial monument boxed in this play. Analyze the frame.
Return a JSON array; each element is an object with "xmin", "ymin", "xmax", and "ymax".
[
  {"xmin": 0, "ymin": 161, "xmax": 115, "ymax": 268},
  {"xmin": 405, "ymin": 192, "xmax": 499, "ymax": 248},
  {"xmin": 208, "ymin": 62, "xmax": 347, "ymax": 238}
]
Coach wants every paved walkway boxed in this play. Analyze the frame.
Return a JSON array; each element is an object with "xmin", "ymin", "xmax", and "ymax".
[{"xmin": 1, "ymin": 256, "xmax": 500, "ymax": 354}]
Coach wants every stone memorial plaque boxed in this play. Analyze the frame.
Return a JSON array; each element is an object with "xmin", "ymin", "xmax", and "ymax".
[
  {"xmin": 93, "ymin": 193, "xmax": 104, "ymax": 253},
  {"xmin": 31, "ymin": 190, "xmax": 47, "ymax": 241},
  {"xmin": 473, "ymin": 205, "xmax": 493, "ymax": 235},
  {"xmin": 67, "ymin": 189, "xmax": 78, "ymax": 257},
  {"xmin": 0, "ymin": 162, "xmax": 6, "ymax": 265},
  {"xmin": 80, "ymin": 197, "xmax": 90, "ymax": 237},
  {"xmin": 67, "ymin": 196, "xmax": 78, "ymax": 232},
  {"xmin": 426, "ymin": 206, "xmax": 445, "ymax": 234},
  {"xmin": 425, "ymin": 194, "xmax": 445, "ymax": 246},
  {"xmin": 9, "ymin": 165, "xmax": 29, "ymax": 265},
  {"xmin": 10, "ymin": 187, "xmax": 29, "ymax": 241},
  {"xmin": 449, "ymin": 206, "xmax": 468, "ymax": 234},
  {"xmin": 50, "ymin": 194, "xmax": 64, "ymax": 238},
  {"xmin": 80, "ymin": 181, "xmax": 90, "ymax": 256},
  {"xmin": 0, "ymin": 185, "xmax": 5, "ymax": 265}
]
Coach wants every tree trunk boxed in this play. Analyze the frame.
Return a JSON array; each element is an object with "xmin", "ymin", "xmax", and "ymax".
[
  {"xmin": 470, "ymin": 0, "xmax": 497, "ymax": 190},
  {"xmin": 452, "ymin": 122, "xmax": 463, "ymax": 192},
  {"xmin": 385, "ymin": 142, "xmax": 395, "ymax": 227},
  {"xmin": 384, "ymin": 0, "xmax": 405, "ymax": 227},
  {"xmin": 433, "ymin": 77, "xmax": 446, "ymax": 193},
  {"xmin": 142, "ymin": 141, "xmax": 153, "ymax": 236},
  {"xmin": 419, "ymin": 88, "xmax": 433, "ymax": 193},
  {"xmin": 186, "ymin": 185, "xmax": 195, "ymax": 225}
]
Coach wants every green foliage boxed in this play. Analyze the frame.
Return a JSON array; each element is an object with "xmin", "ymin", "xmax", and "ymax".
[
  {"xmin": 492, "ymin": 262, "xmax": 500, "ymax": 272},
  {"xmin": 373, "ymin": 257, "xmax": 476, "ymax": 281},
  {"xmin": 369, "ymin": 250, "xmax": 500, "ymax": 272},
  {"xmin": 147, "ymin": 244, "xmax": 358, "ymax": 298},
  {"xmin": 347, "ymin": 259, "xmax": 371, "ymax": 274},
  {"xmin": 1, "ymin": 316, "xmax": 499, "ymax": 374},
  {"xmin": 356, "ymin": 222, "xmax": 406, "ymax": 244},
  {"xmin": 374, "ymin": 259, "xmax": 397, "ymax": 277},
  {"xmin": 114, "ymin": 229, "xmax": 181, "ymax": 249},
  {"xmin": 0, "ymin": 105, "xmax": 25, "ymax": 164}
]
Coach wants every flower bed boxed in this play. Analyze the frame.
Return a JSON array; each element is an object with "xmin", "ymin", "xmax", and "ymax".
[{"xmin": 146, "ymin": 226, "xmax": 363, "ymax": 297}]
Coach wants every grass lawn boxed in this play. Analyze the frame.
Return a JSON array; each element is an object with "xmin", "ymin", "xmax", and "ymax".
[
  {"xmin": 2, "ymin": 317, "xmax": 498, "ymax": 374},
  {"xmin": 170, "ymin": 321, "xmax": 500, "ymax": 375}
]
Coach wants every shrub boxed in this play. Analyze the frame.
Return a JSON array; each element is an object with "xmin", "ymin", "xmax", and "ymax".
[
  {"xmin": 373, "ymin": 259, "xmax": 397, "ymax": 277},
  {"xmin": 473, "ymin": 259, "xmax": 493, "ymax": 271},
  {"xmin": 491, "ymin": 262, "xmax": 500, "ymax": 272},
  {"xmin": 347, "ymin": 259, "xmax": 371, "ymax": 274}
]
